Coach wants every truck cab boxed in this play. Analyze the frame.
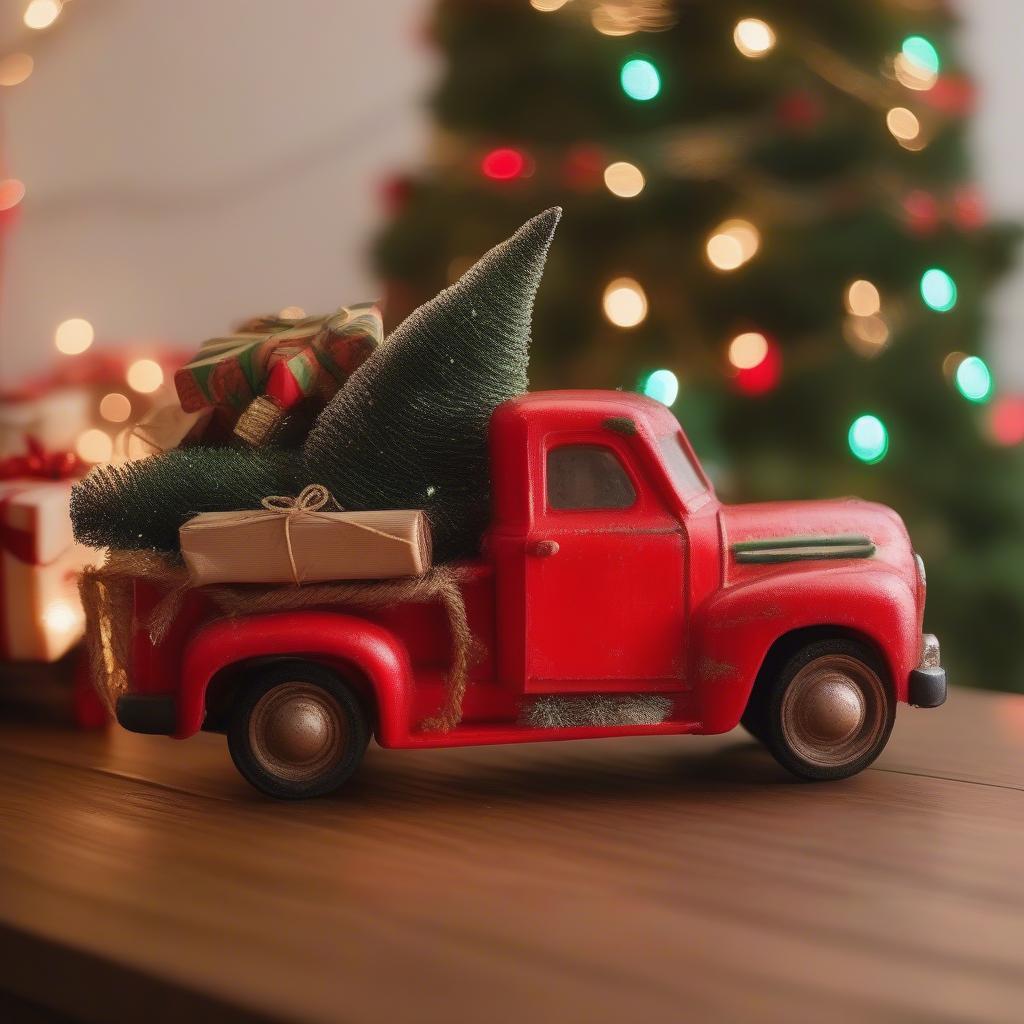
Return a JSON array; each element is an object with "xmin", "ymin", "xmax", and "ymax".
[{"xmin": 114, "ymin": 391, "xmax": 946, "ymax": 799}]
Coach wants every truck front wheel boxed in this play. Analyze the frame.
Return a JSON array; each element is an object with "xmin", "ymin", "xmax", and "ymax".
[
  {"xmin": 227, "ymin": 663, "xmax": 369, "ymax": 799},
  {"xmin": 762, "ymin": 639, "xmax": 895, "ymax": 781}
]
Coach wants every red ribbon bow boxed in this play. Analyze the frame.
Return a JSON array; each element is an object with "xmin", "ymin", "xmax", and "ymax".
[{"xmin": 0, "ymin": 437, "xmax": 85, "ymax": 481}]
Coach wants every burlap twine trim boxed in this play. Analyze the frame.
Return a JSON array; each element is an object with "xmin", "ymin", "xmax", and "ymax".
[{"xmin": 79, "ymin": 550, "xmax": 478, "ymax": 733}]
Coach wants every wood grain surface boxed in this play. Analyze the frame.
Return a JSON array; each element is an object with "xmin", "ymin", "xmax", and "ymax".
[{"xmin": 0, "ymin": 685, "xmax": 1021, "ymax": 1024}]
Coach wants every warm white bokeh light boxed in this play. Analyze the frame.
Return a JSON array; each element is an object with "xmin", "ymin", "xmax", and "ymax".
[
  {"xmin": 76, "ymin": 429, "xmax": 114, "ymax": 464},
  {"xmin": 894, "ymin": 53, "xmax": 938, "ymax": 91},
  {"xmin": 845, "ymin": 280, "xmax": 881, "ymax": 317},
  {"xmin": 728, "ymin": 332, "xmax": 769, "ymax": 370},
  {"xmin": 706, "ymin": 219, "xmax": 760, "ymax": 271},
  {"xmin": 99, "ymin": 392, "xmax": 133, "ymax": 423},
  {"xmin": 603, "ymin": 161, "xmax": 645, "ymax": 198},
  {"xmin": 23, "ymin": 0, "xmax": 62, "ymax": 31},
  {"xmin": 602, "ymin": 278, "xmax": 649, "ymax": 328},
  {"xmin": 54, "ymin": 318, "xmax": 94, "ymax": 355},
  {"xmin": 733, "ymin": 18, "xmax": 776, "ymax": 59},
  {"xmin": 886, "ymin": 106, "xmax": 921, "ymax": 141},
  {"xmin": 0, "ymin": 53, "xmax": 34, "ymax": 87},
  {"xmin": 843, "ymin": 315, "xmax": 890, "ymax": 357},
  {"xmin": 43, "ymin": 600, "xmax": 81, "ymax": 634},
  {"xmin": 126, "ymin": 359, "xmax": 164, "ymax": 393}
]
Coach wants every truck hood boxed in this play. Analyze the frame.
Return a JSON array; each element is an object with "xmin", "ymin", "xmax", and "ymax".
[{"xmin": 719, "ymin": 497, "xmax": 915, "ymax": 586}]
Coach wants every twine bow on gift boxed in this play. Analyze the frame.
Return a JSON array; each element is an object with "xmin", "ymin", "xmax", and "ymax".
[{"xmin": 259, "ymin": 484, "xmax": 336, "ymax": 585}]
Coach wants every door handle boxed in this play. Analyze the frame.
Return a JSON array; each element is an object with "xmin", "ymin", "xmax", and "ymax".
[{"xmin": 528, "ymin": 539, "xmax": 560, "ymax": 558}]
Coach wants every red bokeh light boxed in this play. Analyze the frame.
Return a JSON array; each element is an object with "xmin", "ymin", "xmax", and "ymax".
[
  {"xmin": 989, "ymin": 396, "xmax": 1024, "ymax": 447},
  {"xmin": 902, "ymin": 189, "xmax": 939, "ymax": 236},
  {"xmin": 482, "ymin": 148, "xmax": 527, "ymax": 181},
  {"xmin": 732, "ymin": 340, "xmax": 781, "ymax": 396}
]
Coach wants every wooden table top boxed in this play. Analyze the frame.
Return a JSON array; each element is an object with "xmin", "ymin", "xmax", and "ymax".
[{"xmin": 0, "ymin": 685, "xmax": 1021, "ymax": 1024}]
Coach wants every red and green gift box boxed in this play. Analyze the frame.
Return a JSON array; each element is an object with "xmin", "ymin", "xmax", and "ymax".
[{"xmin": 173, "ymin": 302, "xmax": 381, "ymax": 445}]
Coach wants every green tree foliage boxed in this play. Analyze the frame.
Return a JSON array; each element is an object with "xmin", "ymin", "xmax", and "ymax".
[{"xmin": 375, "ymin": 0, "xmax": 1023, "ymax": 690}]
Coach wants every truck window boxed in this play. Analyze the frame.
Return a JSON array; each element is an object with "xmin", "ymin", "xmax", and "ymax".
[
  {"xmin": 658, "ymin": 433, "xmax": 706, "ymax": 500},
  {"xmin": 547, "ymin": 445, "xmax": 637, "ymax": 510}
]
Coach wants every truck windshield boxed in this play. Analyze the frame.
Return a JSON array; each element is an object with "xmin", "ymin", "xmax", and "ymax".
[{"xmin": 658, "ymin": 433, "xmax": 707, "ymax": 501}]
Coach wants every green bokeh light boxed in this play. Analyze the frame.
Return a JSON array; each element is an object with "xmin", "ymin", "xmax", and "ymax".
[
  {"xmin": 955, "ymin": 355, "xmax": 993, "ymax": 403},
  {"xmin": 901, "ymin": 35, "xmax": 940, "ymax": 75},
  {"xmin": 920, "ymin": 268, "xmax": 957, "ymax": 312},
  {"xmin": 848, "ymin": 414, "xmax": 889, "ymax": 464},
  {"xmin": 642, "ymin": 368, "xmax": 679, "ymax": 406},
  {"xmin": 620, "ymin": 58, "xmax": 661, "ymax": 101}
]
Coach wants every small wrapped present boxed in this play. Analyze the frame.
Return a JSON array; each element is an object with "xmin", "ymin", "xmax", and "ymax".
[
  {"xmin": 179, "ymin": 484, "xmax": 431, "ymax": 586},
  {"xmin": 1, "ymin": 476, "xmax": 95, "ymax": 662},
  {"xmin": 174, "ymin": 303, "xmax": 381, "ymax": 446}
]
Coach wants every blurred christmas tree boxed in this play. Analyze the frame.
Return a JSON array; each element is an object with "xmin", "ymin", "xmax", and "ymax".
[{"xmin": 376, "ymin": 0, "xmax": 1023, "ymax": 692}]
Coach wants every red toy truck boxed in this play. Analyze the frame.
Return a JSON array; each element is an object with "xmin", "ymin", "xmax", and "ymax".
[{"xmin": 115, "ymin": 391, "xmax": 946, "ymax": 798}]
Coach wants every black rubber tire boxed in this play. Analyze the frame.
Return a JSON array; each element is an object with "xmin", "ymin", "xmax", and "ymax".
[
  {"xmin": 762, "ymin": 638, "xmax": 896, "ymax": 782},
  {"xmin": 227, "ymin": 661, "xmax": 369, "ymax": 800},
  {"xmin": 740, "ymin": 690, "xmax": 770, "ymax": 744}
]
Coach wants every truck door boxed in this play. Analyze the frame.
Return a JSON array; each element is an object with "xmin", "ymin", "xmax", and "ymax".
[{"xmin": 524, "ymin": 437, "xmax": 686, "ymax": 692}]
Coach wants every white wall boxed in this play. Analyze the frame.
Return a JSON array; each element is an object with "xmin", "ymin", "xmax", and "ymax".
[
  {"xmin": 0, "ymin": 0, "xmax": 434, "ymax": 384},
  {"xmin": 1, "ymin": 1, "xmax": 1021, "ymax": 388}
]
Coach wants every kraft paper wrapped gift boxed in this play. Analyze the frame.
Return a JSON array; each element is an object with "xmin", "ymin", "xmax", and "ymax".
[
  {"xmin": 0, "ymin": 479, "xmax": 95, "ymax": 662},
  {"xmin": 179, "ymin": 486, "xmax": 432, "ymax": 586}
]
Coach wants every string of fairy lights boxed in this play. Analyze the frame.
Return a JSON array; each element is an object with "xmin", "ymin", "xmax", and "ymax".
[{"xmin": 511, "ymin": 3, "xmax": 1024, "ymax": 457}]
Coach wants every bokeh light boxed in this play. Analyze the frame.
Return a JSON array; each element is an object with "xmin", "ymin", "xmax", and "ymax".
[
  {"xmin": 620, "ymin": 58, "xmax": 661, "ymax": 101},
  {"xmin": 705, "ymin": 219, "xmax": 760, "ymax": 271},
  {"xmin": 76, "ymin": 429, "xmax": 113, "ymax": 464},
  {"xmin": 99, "ymin": 393, "xmax": 133, "ymax": 423},
  {"xmin": 642, "ymin": 369, "xmax": 679, "ymax": 406},
  {"xmin": 0, "ymin": 53, "xmax": 34, "ymax": 87},
  {"xmin": 845, "ymin": 279, "xmax": 881, "ymax": 317},
  {"xmin": 886, "ymin": 106, "xmax": 921, "ymax": 141},
  {"xmin": 126, "ymin": 359, "xmax": 165, "ymax": 394},
  {"xmin": 43, "ymin": 600, "xmax": 81, "ymax": 634},
  {"xmin": 54, "ymin": 318, "xmax": 94, "ymax": 355},
  {"xmin": 481, "ymin": 148, "xmax": 527, "ymax": 180},
  {"xmin": 954, "ymin": 355, "xmax": 993, "ymax": 403},
  {"xmin": 843, "ymin": 315, "xmax": 890, "ymax": 358},
  {"xmin": 23, "ymin": 0, "xmax": 61, "ymax": 30},
  {"xmin": 894, "ymin": 53, "xmax": 938, "ymax": 91},
  {"xmin": 530, "ymin": 0, "xmax": 570, "ymax": 10},
  {"xmin": 603, "ymin": 161, "xmax": 645, "ymax": 198},
  {"xmin": 0, "ymin": 178, "xmax": 26, "ymax": 212},
  {"xmin": 989, "ymin": 397, "xmax": 1024, "ymax": 446},
  {"xmin": 602, "ymin": 278, "xmax": 648, "ymax": 328},
  {"xmin": 733, "ymin": 339, "xmax": 781, "ymax": 395},
  {"xmin": 848, "ymin": 414, "xmax": 889, "ymax": 464},
  {"xmin": 920, "ymin": 268, "xmax": 957, "ymax": 312},
  {"xmin": 727, "ymin": 331, "xmax": 769, "ymax": 370},
  {"xmin": 733, "ymin": 18, "xmax": 776, "ymax": 59},
  {"xmin": 902, "ymin": 36, "xmax": 940, "ymax": 76}
]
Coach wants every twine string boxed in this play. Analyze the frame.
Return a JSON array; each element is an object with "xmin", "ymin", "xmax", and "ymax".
[{"xmin": 259, "ymin": 484, "xmax": 334, "ymax": 585}]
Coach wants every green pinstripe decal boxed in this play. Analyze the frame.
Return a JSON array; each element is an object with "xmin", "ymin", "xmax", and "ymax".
[{"xmin": 731, "ymin": 533, "xmax": 875, "ymax": 563}]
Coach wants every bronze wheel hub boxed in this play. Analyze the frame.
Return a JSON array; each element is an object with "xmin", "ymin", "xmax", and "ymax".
[
  {"xmin": 249, "ymin": 682, "xmax": 347, "ymax": 783},
  {"xmin": 781, "ymin": 654, "xmax": 886, "ymax": 768}
]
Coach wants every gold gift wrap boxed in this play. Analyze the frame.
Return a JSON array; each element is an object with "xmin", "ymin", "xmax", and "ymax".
[{"xmin": 179, "ymin": 487, "xmax": 432, "ymax": 585}]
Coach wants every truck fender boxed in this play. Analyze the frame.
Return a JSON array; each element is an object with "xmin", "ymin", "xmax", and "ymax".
[
  {"xmin": 690, "ymin": 568, "xmax": 919, "ymax": 733},
  {"xmin": 177, "ymin": 611, "xmax": 414, "ymax": 743}
]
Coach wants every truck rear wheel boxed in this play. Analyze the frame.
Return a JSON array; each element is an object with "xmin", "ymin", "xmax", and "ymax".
[
  {"xmin": 227, "ymin": 662, "xmax": 369, "ymax": 800},
  {"xmin": 762, "ymin": 639, "xmax": 895, "ymax": 781}
]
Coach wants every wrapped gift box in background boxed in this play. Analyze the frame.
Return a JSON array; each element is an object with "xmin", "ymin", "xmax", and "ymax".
[{"xmin": 0, "ymin": 473, "xmax": 95, "ymax": 663}]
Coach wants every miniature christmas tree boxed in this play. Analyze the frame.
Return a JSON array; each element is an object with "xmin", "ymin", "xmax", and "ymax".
[
  {"xmin": 375, "ymin": 1, "xmax": 1023, "ymax": 690},
  {"xmin": 71, "ymin": 209, "xmax": 561, "ymax": 560}
]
